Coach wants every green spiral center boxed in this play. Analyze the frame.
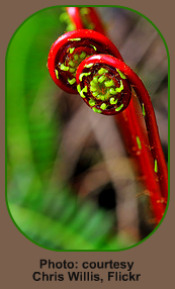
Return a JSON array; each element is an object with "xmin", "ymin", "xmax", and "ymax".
[
  {"xmin": 77, "ymin": 65, "xmax": 130, "ymax": 115},
  {"xmin": 59, "ymin": 50, "xmax": 90, "ymax": 76},
  {"xmin": 67, "ymin": 51, "xmax": 90, "ymax": 77},
  {"xmin": 89, "ymin": 68, "xmax": 124, "ymax": 104},
  {"xmin": 58, "ymin": 47, "xmax": 91, "ymax": 86}
]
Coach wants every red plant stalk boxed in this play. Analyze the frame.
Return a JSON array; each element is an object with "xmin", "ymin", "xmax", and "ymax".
[
  {"xmin": 66, "ymin": 7, "xmax": 105, "ymax": 34},
  {"xmin": 65, "ymin": 8, "xmax": 168, "ymax": 215},
  {"xmin": 76, "ymin": 54, "xmax": 166, "ymax": 223}
]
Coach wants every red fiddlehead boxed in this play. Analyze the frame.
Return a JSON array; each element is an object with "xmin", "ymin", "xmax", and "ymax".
[
  {"xmin": 48, "ymin": 8, "xmax": 168, "ymax": 225},
  {"xmin": 47, "ymin": 29, "xmax": 122, "ymax": 94}
]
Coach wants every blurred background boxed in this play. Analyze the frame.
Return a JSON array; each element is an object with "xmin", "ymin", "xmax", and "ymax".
[{"xmin": 6, "ymin": 6, "xmax": 168, "ymax": 250}]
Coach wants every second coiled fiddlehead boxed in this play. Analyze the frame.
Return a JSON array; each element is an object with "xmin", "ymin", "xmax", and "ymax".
[{"xmin": 76, "ymin": 54, "xmax": 167, "ymax": 222}]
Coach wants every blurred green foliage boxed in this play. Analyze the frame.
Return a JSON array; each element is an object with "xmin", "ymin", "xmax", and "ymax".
[{"xmin": 6, "ymin": 7, "xmax": 134, "ymax": 250}]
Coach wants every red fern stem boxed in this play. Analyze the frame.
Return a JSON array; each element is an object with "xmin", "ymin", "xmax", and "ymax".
[
  {"xmin": 66, "ymin": 7, "xmax": 106, "ymax": 34},
  {"xmin": 76, "ymin": 54, "xmax": 167, "ymax": 223},
  {"xmin": 65, "ymin": 7, "xmax": 168, "ymax": 212}
]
